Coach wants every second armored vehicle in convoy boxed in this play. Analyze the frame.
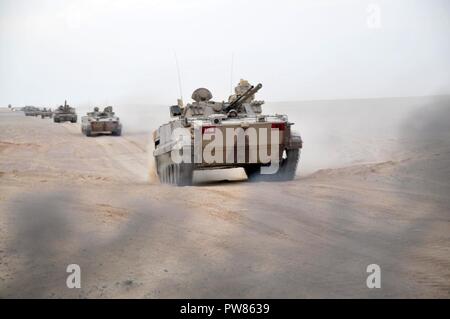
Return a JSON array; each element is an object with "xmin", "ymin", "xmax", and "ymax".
[
  {"xmin": 39, "ymin": 107, "xmax": 53, "ymax": 119},
  {"xmin": 81, "ymin": 106, "xmax": 122, "ymax": 136},
  {"xmin": 152, "ymin": 79, "xmax": 302, "ymax": 186},
  {"xmin": 23, "ymin": 106, "xmax": 40, "ymax": 116},
  {"xmin": 53, "ymin": 100, "xmax": 77, "ymax": 123}
]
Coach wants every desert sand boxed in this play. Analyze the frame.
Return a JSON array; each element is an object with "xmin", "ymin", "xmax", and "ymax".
[{"xmin": 0, "ymin": 96, "xmax": 449, "ymax": 298}]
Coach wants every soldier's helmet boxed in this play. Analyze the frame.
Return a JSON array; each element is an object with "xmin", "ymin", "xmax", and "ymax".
[
  {"xmin": 104, "ymin": 106, "xmax": 113, "ymax": 113},
  {"xmin": 191, "ymin": 88, "xmax": 212, "ymax": 102},
  {"xmin": 228, "ymin": 79, "xmax": 254, "ymax": 103},
  {"xmin": 235, "ymin": 79, "xmax": 252, "ymax": 96}
]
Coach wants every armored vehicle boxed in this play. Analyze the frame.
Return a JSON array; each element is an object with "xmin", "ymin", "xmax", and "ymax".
[
  {"xmin": 81, "ymin": 106, "xmax": 122, "ymax": 136},
  {"xmin": 23, "ymin": 106, "xmax": 40, "ymax": 116},
  {"xmin": 53, "ymin": 100, "xmax": 77, "ymax": 123},
  {"xmin": 39, "ymin": 107, "xmax": 53, "ymax": 119},
  {"xmin": 152, "ymin": 79, "xmax": 302, "ymax": 186}
]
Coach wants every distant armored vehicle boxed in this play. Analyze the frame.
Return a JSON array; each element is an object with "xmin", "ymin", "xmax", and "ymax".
[
  {"xmin": 39, "ymin": 107, "xmax": 53, "ymax": 119},
  {"xmin": 152, "ymin": 79, "xmax": 302, "ymax": 186},
  {"xmin": 53, "ymin": 100, "xmax": 77, "ymax": 123},
  {"xmin": 23, "ymin": 106, "xmax": 40, "ymax": 116},
  {"xmin": 81, "ymin": 106, "xmax": 122, "ymax": 136}
]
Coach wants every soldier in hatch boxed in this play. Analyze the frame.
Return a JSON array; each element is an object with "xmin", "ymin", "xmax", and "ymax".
[{"xmin": 228, "ymin": 79, "xmax": 255, "ymax": 104}]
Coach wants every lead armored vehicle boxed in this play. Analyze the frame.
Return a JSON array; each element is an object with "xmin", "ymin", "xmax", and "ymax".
[
  {"xmin": 81, "ymin": 106, "xmax": 122, "ymax": 136},
  {"xmin": 53, "ymin": 100, "xmax": 77, "ymax": 123},
  {"xmin": 152, "ymin": 79, "xmax": 302, "ymax": 186}
]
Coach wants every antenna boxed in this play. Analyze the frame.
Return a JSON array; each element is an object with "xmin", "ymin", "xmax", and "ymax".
[
  {"xmin": 173, "ymin": 50, "xmax": 183, "ymax": 102},
  {"xmin": 230, "ymin": 52, "xmax": 234, "ymax": 95}
]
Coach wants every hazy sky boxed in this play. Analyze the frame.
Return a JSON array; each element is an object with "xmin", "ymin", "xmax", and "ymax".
[{"xmin": 1, "ymin": 0, "xmax": 449, "ymax": 106}]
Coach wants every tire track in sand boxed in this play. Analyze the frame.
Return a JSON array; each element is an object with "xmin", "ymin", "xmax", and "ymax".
[{"xmin": 61, "ymin": 123, "xmax": 149, "ymax": 182}]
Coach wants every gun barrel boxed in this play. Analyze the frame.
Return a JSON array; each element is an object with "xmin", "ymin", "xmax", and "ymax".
[
  {"xmin": 228, "ymin": 85, "xmax": 254, "ymax": 109},
  {"xmin": 245, "ymin": 83, "xmax": 262, "ymax": 99},
  {"xmin": 228, "ymin": 83, "xmax": 263, "ymax": 111}
]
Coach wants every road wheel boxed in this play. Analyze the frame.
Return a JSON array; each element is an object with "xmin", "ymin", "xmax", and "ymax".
[
  {"xmin": 172, "ymin": 165, "xmax": 177, "ymax": 185},
  {"xmin": 155, "ymin": 157, "xmax": 161, "ymax": 183},
  {"xmin": 165, "ymin": 166, "xmax": 170, "ymax": 184},
  {"xmin": 172, "ymin": 164, "xmax": 180, "ymax": 185},
  {"xmin": 176, "ymin": 163, "xmax": 193, "ymax": 186},
  {"xmin": 156, "ymin": 157, "xmax": 164, "ymax": 184},
  {"xmin": 168, "ymin": 165, "xmax": 173, "ymax": 184},
  {"xmin": 86, "ymin": 126, "xmax": 92, "ymax": 137},
  {"xmin": 161, "ymin": 165, "xmax": 167, "ymax": 184},
  {"xmin": 159, "ymin": 166, "xmax": 165, "ymax": 184}
]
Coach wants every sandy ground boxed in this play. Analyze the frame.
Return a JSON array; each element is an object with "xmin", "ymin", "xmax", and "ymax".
[{"xmin": 0, "ymin": 97, "xmax": 449, "ymax": 298}]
